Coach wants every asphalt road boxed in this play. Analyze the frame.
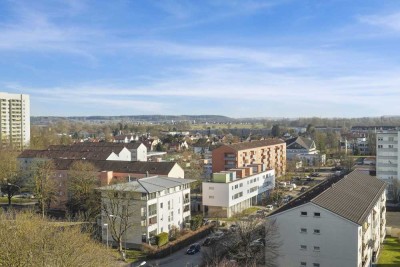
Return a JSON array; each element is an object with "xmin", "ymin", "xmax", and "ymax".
[{"xmin": 138, "ymin": 237, "xmax": 209, "ymax": 267}]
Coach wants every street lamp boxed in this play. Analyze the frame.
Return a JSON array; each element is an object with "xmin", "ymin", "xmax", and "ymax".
[{"xmin": 103, "ymin": 223, "xmax": 109, "ymax": 249}]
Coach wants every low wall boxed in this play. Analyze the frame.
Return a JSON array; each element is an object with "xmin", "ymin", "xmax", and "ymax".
[{"xmin": 386, "ymin": 227, "xmax": 400, "ymax": 238}]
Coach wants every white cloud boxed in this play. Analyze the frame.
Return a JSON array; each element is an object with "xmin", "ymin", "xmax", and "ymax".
[{"xmin": 358, "ymin": 12, "xmax": 400, "ymax": 31}]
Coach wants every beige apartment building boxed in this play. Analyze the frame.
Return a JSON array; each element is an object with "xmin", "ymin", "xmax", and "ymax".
[
  {"xmin": 212, "ymin": 139, "xmax": 286, "ymax": 177},
  {"xmin": 0, "ymin": 92, "xmax": 30, "ymax": 148}
]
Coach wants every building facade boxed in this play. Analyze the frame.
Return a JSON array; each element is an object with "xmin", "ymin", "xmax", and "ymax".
[
  {"xmin": 212, "ymin": 139, "xmax": 286, "ymax": 177},
  {"xmin": 0, "ymin": 92, "xmax": 30, "ymax": 148},
  {"xmin": 376, "ymin": 131, "xmax": 399, "ymax": 200},
  {"xmin": 268, "ymin": 170, "xmax": 386, "ymax": 267},
  {"xmin": 98, "ymin": 176, "xmax": 193, "ymax": 248},
  {"xmin": 202, "ymin": 165, "xmax": 275, "ymax": 218}
]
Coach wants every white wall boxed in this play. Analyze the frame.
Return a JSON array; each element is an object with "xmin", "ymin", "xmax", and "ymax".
[
  {"xmin": 168, "ymin": 164, "xmax": 184, "ymax": 178},
  {"xmin": 270, "ymin": 203, "xmax": 360, "ymax": 267},
  {"xmin": 202, "ymin": 169, "xmax": 275, "ymax": 210}
]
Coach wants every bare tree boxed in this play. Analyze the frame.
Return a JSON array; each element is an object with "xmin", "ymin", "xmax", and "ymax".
[
  {"xmin": 204, "ymin": 219, "xmax": 281, "ymax": 267},
  {"xmin": 0, "ymin": 149, "xmax": 25, "ymax": 206},
  {"xmin": 66, "ymin": 161, "xmax": 100, "ymax": 220},
  {"xmin": 31, "ymin": 160, "xmax": 57, "ymax": 218},
  {"xmin": 99, "ymin": 184, "xmax": 139, "ymax": 255}
]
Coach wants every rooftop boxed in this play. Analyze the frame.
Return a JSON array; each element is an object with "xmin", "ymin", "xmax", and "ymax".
[
  {"xmin": 285, "ymin": 136, "xmax": 314, "ymax": 150},
  {"xmin": 97, "ymin": 176, "xmax": 194, "ymax": 193},
  {"xmin": 269, "ymin": 170, "xmax": 386, "ymax": 225},
  {"xmin": 223, "ymin": 139, "xmax": 285, "ymax": 151},
  {"xmin": 51, "ymin": 159, "xmax": 179, "ymax": 175}
]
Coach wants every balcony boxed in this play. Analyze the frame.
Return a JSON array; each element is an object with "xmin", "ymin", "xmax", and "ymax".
[
  {"xmin": 183, "ymin": 198, "xmax": 190, "ymax": 204},
  {"xmin": 148, "ymin": 210, "xmax": 157, "ymax": 217},
  {"xmin": 183, "ymin": 206, "xmax": 190, "ymax": 213},
  {"xmin": 148, "ymin": 217, "xmax": 157, "ymax": 226}
]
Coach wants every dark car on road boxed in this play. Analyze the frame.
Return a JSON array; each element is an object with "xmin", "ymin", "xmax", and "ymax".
[{"xmin": 187, "ymin": 243, "xmax": 201, "ymax": 255}]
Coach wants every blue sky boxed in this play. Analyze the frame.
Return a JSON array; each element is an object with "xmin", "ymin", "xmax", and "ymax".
[{"xmin": 1, "ymin": 0, "xmax": 400, "ymax": 118}]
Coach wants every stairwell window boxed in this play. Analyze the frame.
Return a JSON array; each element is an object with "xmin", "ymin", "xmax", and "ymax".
[
  {"xmin": 301, "ymin": 211, "xmax": 307, "ymax": 216},
  {"xmin": 314, "ymin": 212, "xmax": 321, "ymax": 217},
  {"xmin": 314, "ymin": 229, "xmax": 320, "ymax": 234}
]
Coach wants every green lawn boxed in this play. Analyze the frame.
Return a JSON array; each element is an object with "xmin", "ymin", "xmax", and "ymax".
[{"xmin": 378, "ymin": 236, "xmax": 400, "ymax": 266}]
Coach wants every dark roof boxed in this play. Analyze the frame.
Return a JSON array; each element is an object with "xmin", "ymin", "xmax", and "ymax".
[
  {"xmin": 18, "ymin": 142, "xmax": 145, "ymax": 160},
  {"xmin": 223, "ymin": 139, "xmax": 285, "ymax": 151},
  {"xmin": 285, "ymin": 136, "xmax": 314, "ymax": 150},
  {"xmin": 269, "ymin": 170, "xmax": 386, "ymax": 225},
  {"xmin": 51, "ymin": 159, "xmax": 179, "ymax": 175}
]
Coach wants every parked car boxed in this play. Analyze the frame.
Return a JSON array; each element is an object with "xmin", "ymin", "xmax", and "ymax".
[
  {"xmin": 266, "ymin": 205, "xmax": 273, "ymax": 211},
  {"xmin": 300, "ymin": 187, "xmax": 307, "ymax": 193},
  {"xmin": 310, "ymin": 172, "xmax": 320, "ymax": 177},
  {"xmin": 21, "ymin": 193, "xmax": 34, "ymax": 199},
  {"xmin": 187, "ymin": 243, "xmax": 201, "ymax": 255}
]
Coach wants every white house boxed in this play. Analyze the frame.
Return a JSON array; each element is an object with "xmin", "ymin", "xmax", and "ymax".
[
  {"xmin": 268, "ymin": 170, "xmax": 386, "ymax": 267},
  {"xmin": 202, "ymin": 164, "xmax": 275, "ymax": 218},
  {"xmin": 98, "ymin": 176, "xmax": 194, "ymax": 248}
]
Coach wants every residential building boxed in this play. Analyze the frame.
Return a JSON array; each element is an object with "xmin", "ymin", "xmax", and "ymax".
[
  {"xmin": 285, "ymin": 136, "xmax": 317, "ymax": 159},
  {"xmin": 376, "ymin": 130, "xmax": 400, "ymax": 200},
  {"xmin": 268, "ymin": 170, "xmax": 386, "ymax": 267},
  {"xmin": 113, "ymin": 134, "xmax": 139, "ymax": 143},
  {"xmin": 202, "ymin": 164, "xmax": 275, "ymax": 218},
  {"xmin": 98, "ymin": 176, "xmax": 194, "ymax": 248},
  {"xmin": 0, "ymin": 92, "xmax": 30, "ymax": 148},
  {"xmin": 212, "ymin": 139, "xmax": 286, "ymax": 177}
]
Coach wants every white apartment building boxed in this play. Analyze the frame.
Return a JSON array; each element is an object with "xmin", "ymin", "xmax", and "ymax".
[
  {"xmin": 0, "ymin": 92, "xmax": 30, "ymax": 148},
  {"xmin": 98, "ymin": 176, "xmax": 194, "ymax": 248},
  {"xmin": 268, "ymin": 170, "xmax": 386, "ymax": 267},
  {"xmin": 376, "ymin": 131, "xmax": 399, "ymax": 200},
  {"xmin": 202, "ymin": 164, "xmax": 275, "ymax": 218}
]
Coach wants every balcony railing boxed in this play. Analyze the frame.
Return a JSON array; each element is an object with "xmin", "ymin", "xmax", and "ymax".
[
  {"xmin": 148, "ymin": 217, "xmax": 157, "ymax": 226},
  {"xmin": 183, "ymin": 198, "xmax": 190, "ymax": 204},
  {"xmin": 148, "ymin": 210, "xmax": 157, "ymax": 217}
]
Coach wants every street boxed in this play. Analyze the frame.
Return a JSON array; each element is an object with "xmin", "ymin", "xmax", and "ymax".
[{"xmin": 136, "ymin": 237, "xmax": 208, "ymax": 267}]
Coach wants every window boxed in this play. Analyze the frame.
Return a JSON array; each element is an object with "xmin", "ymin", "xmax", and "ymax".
[
  {"xmin": 300, "ymin": 245, "xmax": 307, "ymax": 250},
  {"xmin": 389, "ymin": 137, "xmax": 394, "ymax": 141},
  {"xmin": 168, "ymin": 201, "xmax": 170, "ymax": 210},
  {"xmin": 313, "ymin": 229, "xmax": 320, "ymax": 234},
  {"xmin": 314, "ymin": 212, "xmax": 321, "ymax": 217},
  {"xmin": 389, "ymin": 145, "xmax": 394, "ymax": 148},
  {"xmin": 314, "ymin": 246, "xmax": 320, "ymax": 251},
  {"xmin": 301, "ymin": 211, "xmax": 307, "ymax": 216},
  {"xmin": 378, "ymin": 145, "xmax": 383, "ymax": 148},
  {"xmin": 209, "ymin": 196, "xmax": 214, "ymax": 199},
  {"xmin": 378, "ymin": 137, "xmax": 383, "ymax": 141},
  {"xmin": 300, "ymin": 262, "xmax": 307, "ymax": 266},
  {"xmin": 313, "ymin": 264, "xmax": 320, "ymax": 267},
  {"xmin": 160, "ymin": 203, "xmax": 163, "ymax": 209},
  {"xmin": 209, "ymin": 186, "xmax": 214, "ymax": 190},
  {"xmin": 301, "ymin": 228, "xmax": 307, "ymax": 233}
]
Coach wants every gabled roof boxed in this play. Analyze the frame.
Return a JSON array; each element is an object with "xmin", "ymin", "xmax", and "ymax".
[
  {"xmin": 97, "ymin": 176, "xmax": 194, "ymax": 193},
  {"xmin": 18, "ymin": 142, "xmax": 146, "ymax": 160},
  {"xmin": 269, "ymin": 170, "xmax": 386, "ymax": 225},
  {"xmin": 51, "ymin": 159, "xmax": 180, "ymax": 175},
  {"xmin": 285, "ymin": 136, "xmax": 314, "ymax": 150},
  {"xmin": 222, "ymin": 139, "xmax": 285, "ymax": 151}
]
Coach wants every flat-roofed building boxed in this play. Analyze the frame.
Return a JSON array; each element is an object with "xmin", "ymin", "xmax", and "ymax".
[
  {"xmin": 202, "ymin": 164, "xmax": 275, "ymax": 218},
  {"xmin": 0, "ymin": 92, "xmax": 30, "ymax": 148},
  {"xmin": 212, "ymin": 139, "xmax": 286, "ymax": 177}
]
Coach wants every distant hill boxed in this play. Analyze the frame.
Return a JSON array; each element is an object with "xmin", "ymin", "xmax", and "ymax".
[{"xmin": 31, "ymin": 115, "xmax": 236, "ymax": 125}]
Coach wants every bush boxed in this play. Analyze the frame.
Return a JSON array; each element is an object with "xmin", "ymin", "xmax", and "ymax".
[
  {"xmin": 156, "ymin": 232, "xmax": 169, "ymax": 247},
  {"xmin": 190, "ymin": 215, "xmax": 203, "ymax": 231}
]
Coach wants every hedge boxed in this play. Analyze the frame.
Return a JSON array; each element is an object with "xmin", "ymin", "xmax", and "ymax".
[{"xmin": 156, "ymin": 232, "xmax": 169, "ymax": 247}]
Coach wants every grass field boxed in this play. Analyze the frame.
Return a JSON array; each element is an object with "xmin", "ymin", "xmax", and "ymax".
[{"xmin": 378, "ymin": 236, "xmax": 400, "ymax": 266}]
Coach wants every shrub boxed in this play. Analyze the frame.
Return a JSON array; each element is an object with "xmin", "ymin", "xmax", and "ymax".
[{"xmin": 156, "ymin": 232, "xmax": 169, "ymax": 247}]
